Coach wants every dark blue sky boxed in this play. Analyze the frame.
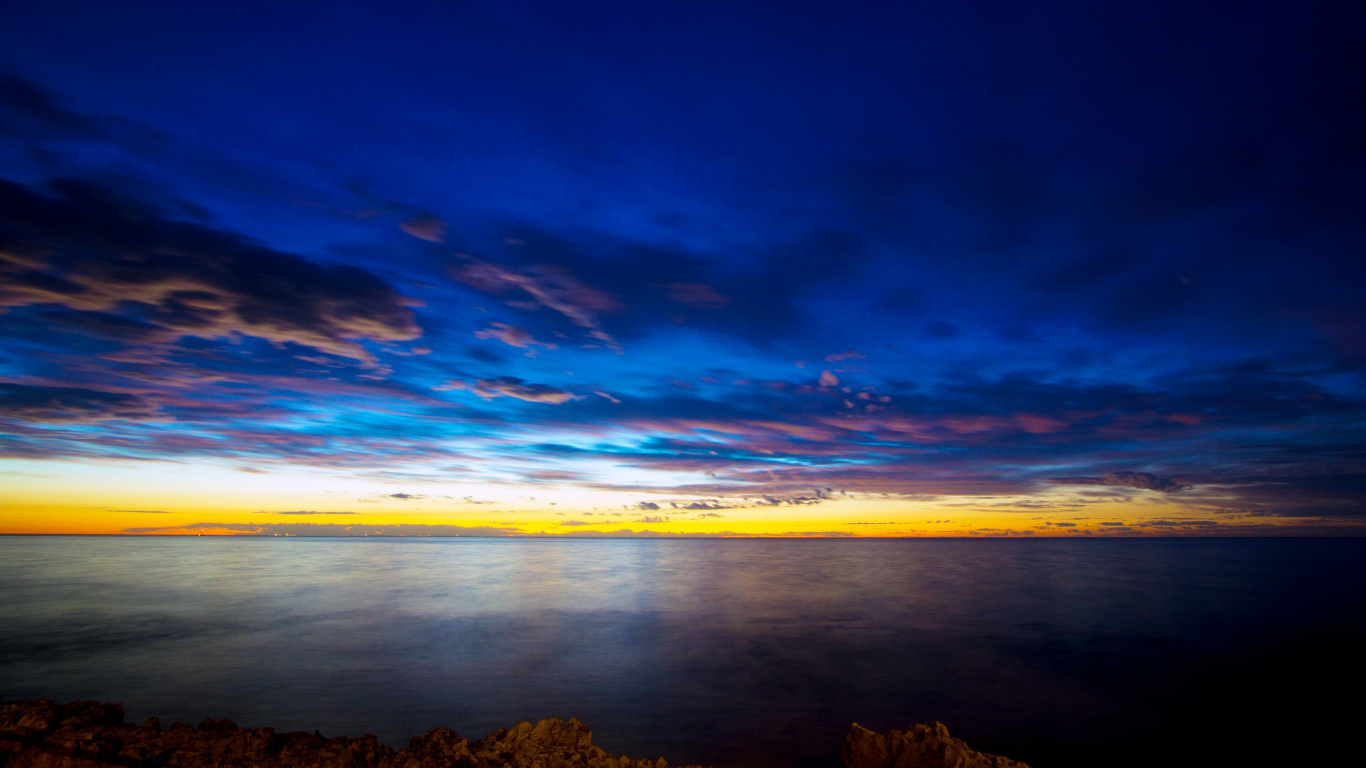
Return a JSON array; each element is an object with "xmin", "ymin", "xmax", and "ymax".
[{"xmin": 1, "ymin": 1, "xmax": 1363, "ymax": 534}]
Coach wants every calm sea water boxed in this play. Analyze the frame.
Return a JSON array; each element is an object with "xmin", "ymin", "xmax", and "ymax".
[{"xmin": 1, "ymin": 537, "xmax": 1363, "ymax": 767}]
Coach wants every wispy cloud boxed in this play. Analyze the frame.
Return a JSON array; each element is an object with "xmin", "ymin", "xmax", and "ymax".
[
  {"xmin": 437, "ymin": 376, "xmax": 575, "ymax": 404},
  {"xmin": 0, "ymin": 179, "xmax": 421, "ymax": 365},
  {"xmin": 452, "ymin": 258, "xmax": 622, "ymax": 352},
  {"xmin": 398, "ymin": 214, "xmax": 447, "ymax": 243}
]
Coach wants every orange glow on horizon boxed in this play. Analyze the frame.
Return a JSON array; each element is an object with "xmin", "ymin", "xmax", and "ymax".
[{"xmin": 2, "ymin": 457, "xmax": 1352, "ymax": 538}]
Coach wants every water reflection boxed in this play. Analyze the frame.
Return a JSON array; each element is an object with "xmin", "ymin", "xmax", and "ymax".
[{"xmin": 1, "ymin": 537, "xmax": 1362, "ymax": 767}]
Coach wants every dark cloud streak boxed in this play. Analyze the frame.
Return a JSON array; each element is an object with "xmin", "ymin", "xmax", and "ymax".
[{"xmin": 0, "ymin": 178, "xmax": 421, "ymax": 364}]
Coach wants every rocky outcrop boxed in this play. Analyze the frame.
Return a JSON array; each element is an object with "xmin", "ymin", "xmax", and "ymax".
[
  {"xmin": 843, "ymin": 723, "xmax": 1028, "ymax": 768},
  {"xmin": 0, "ymin": 700, "xmax": 687, "ymax": 768},
  {"xmin": 0, "ymin": 699, "xmax": 1028, "ymax": 768}
]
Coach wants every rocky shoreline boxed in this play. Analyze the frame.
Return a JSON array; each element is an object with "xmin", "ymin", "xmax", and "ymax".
[{"xmin": 0, "ymin": 699, "xmax": 1026, "ymax": 768}]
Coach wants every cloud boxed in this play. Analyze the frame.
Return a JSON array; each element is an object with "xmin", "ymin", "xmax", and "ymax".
[
  {"xmin": 477, "ymin": 377, "xmax": 575, "ymax": 404},
  {"xmin": 0, "ymin": 179, "xmax": 421, "ymax": 364},
  {"xmin": 0, "ymin": 383, "xmax": 156, "ymax": 423},
  {"xmin": 819, "ymin": 370, "xmax": 839, "ymax": 387},
  {"xmin": 458, "ymin": 225, "xmax": 874, "ymax": 347},
  {"xmin": 452, "ymin": 257, "xmax": 622, "ymax": 351},
  {"xmin": 1100, "ymin": 471, "xmax": 1191, "ymax": 493},
  {"xmin": 636, "ymin": 501, "xmax": 660, "ymax": 510},
  {"xmin": 398, "ymin": 214, "xmax": 447, "ymax": 242},
  {"xmin": 756, "ymin": 491, "xmax": 830, "ymax": 506},
  {"xmin": 473, "ymin": 322, "xmax": 558, "ymax": 351},
  {"xmin": 445, "ymin": 376, "xmax": 575, "ymax": 404},
  {"xmin": 271, "ymin": 510, "xmax": 358, "ymax": 515},
  {"xmin": 409, "ymin": 358, "xmax": 1366, "ymax": 515},
  {"xmin": 527, "ymin": 528, "xmax": 862, "ymax": 538},
  {"xmin": 385, "ymin": 493, "xmax": 424, "ymax": 500},
  {"xmin": 1209, "ymin": 473, "xmax": 1366, "ymax": 517}
]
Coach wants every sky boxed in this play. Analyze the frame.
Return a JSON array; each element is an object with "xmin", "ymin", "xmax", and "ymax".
[{"xmin": 1, "ymin": 0, "xmax": 1363, "ymax": 536}]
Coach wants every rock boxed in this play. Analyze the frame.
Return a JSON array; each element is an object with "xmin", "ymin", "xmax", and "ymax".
[
  {"xmin": 0, "ymin": 699, "xmax": 1029, "ymax": 768},
  {"xmin": 843, "ymin": 722, "xmax": 1028, "ymax": 768},
  {"xmin": 0, "ymin": 699, "xmax": 705, "ymax": 768}
]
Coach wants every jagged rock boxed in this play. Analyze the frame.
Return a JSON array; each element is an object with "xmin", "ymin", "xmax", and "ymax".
[
  {"xmin": 0, "ymin": 699, "xmax": 699, "ymax": 768},
  {"xmin": 1, "ymin": 699, "xmax": 1028, "ymax": 768},
  {"xmin": 843, "ymin": 723, "xmax": 1028, "ymax": 768}
]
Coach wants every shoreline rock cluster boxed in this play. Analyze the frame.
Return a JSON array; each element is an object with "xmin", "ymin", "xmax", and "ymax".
[
  {"xmin": 843, "ymin": 722, "xmax": 1027, "ymax": 768},
  {"xmin": 0, "ymin": 698, "xmax": 1026, "ymax": 768}
]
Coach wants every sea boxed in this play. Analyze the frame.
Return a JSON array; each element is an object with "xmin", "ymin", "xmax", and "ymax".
[{"xmin": 1, "ymin": 536, "xmax": 1363, "ymax": 767}]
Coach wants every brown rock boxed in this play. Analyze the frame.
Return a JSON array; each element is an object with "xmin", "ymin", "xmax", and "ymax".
[
  {"xmin": 2, "ymin": 699, "xmax": 1027, "ymax": 768},
  {"xmin": 0, "ymin": 699, "xmax": 704, "ymax": 768},
  {"xmin": 843, "ymin": 722, "xmax": 1028, "ymax": 768}
]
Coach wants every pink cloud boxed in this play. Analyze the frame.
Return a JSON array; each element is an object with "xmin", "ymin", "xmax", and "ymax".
[
  {"xmin": 452, "ymin": 258, "xmax": 623, "ymax": 352},
  {"xmin": 473, "ymin": 322, "xmax": 558, "ymax": 352},
  {"xmin": 398, "ymin": 215, "xmax": 447, "ymax": 242},
  {"xmin": 469, "ymin": 376, "xmax": 575, "ymax": 404}
]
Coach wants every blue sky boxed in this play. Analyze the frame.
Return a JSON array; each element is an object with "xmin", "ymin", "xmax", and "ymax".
[{"xmin": 1, "ymin": 1, "xmax": 1363, "ymax": 535}]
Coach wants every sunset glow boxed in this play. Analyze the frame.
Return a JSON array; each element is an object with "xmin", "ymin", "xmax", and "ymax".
[{"xmin": 1, "ymin": 2, "xmax": 1362, "ymax": 536}]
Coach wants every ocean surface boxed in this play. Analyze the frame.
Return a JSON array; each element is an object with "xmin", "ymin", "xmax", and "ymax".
[{"xmin": 2, "ymin": 537, "xmax": 1363, "ymax": 767}]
